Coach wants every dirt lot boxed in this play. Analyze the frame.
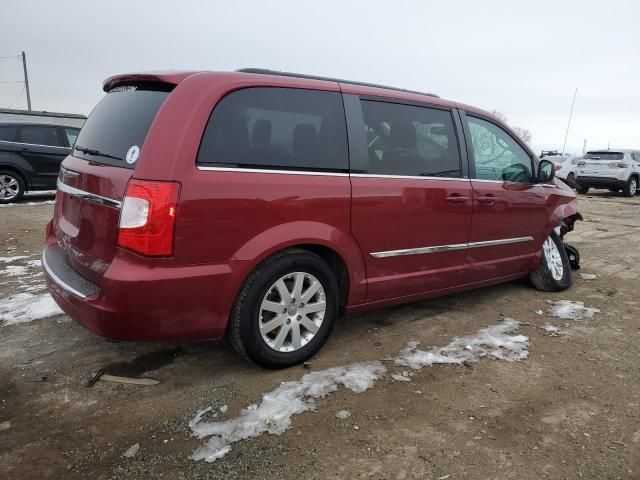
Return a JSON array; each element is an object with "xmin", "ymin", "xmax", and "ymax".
[{"xmin": 1, "ymin": 191, "xmax": 639, "ymax": 480}]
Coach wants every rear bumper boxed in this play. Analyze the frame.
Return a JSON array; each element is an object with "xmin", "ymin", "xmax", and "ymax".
[
  {"xmin": 575, "ymin": 176, "xmax": 626, "ymax": 189},
  {"xmin": 43, "ymin": 240, "xmax": 248, "ymax": 341}
]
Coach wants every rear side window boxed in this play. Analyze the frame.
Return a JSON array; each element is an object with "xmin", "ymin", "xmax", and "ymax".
[
  {"xmin": 18, "ymin": 125, "xmax": 61, "ymax": 147},
  {"xmin": 197, "ymin": 87, "xmax": 348, "ymax": 172},
  {"xmin": 74, "ymin": 86, "xmax": 170, "ymax": 168},
  {"xmin": 360, "ymin": 100, "xmax": 461, "ymax": 177},
  {"xmin": 584, "ymin": 151, "xmax": 624, "ymax": 161},
  {"xmin": 0, "ymin": 126, "xmax": 17, "ymax": 142}
]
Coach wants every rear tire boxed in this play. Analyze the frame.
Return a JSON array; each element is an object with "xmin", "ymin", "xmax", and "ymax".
[
  {"xmin": 529, "ymin": 231, "xmax": 572, "ymax": 292},
  {"xmin": 229, "ymin": 249, "xmax": 339, "ymax": 369},
  {"xmin": 0, "ymin": 170, "xmax": 25, "ymax": 204},
  {"xmin": 622, "ymin": 176, "xmax": 638, "ymax": 197},
  {"xmin": 576, "ymin": 185, "xmax": 589, "ymax": 194}
]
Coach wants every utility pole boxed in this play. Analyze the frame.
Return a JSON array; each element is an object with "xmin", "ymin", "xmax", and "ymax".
[
  {"xmin": 21, "ymin": 51, "xmax": 31, "ymax": 111},
  {"xmin": 561, "ymin": 88, "xmax": 578, "ymax": 155}
]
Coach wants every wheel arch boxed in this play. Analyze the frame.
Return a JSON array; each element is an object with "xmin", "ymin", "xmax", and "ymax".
[
  {"xmin": 0, "ymin": 164, "xmax": 29, "ymax": 187},
  {"xmin": 231, "ymin": 221, "xmax": 367, "ymax": 307}
]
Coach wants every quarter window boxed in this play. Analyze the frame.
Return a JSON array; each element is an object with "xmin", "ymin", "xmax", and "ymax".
[
  {"xmin": 467, "ymin": 116, "xmax": 533, "ymax": 183},
  {"xmin": 64, "ymin": 127, "xmax": 80, "ymax": 147},
  {"xmin": 198, "ymin": 88, "xmax": 348, "ymax": 171},
  {"xmin": 360, "ymin": 100, "xmax": 461, "ymax": 177}
]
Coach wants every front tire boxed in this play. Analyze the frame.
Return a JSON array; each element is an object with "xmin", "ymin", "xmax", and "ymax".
[
  {"xmin": 529, "ymin": 231, "xmax": 572, "ymax": 292},
  {"xmin": 0, "ymin": 170, "xmax": 25, "ymax": 204},
  {"xmin": 229, "ymin": 249, "xmax": 339, "ymax": 368},
  {"xmin": 622, "ymin": 176, "xmax": 638, "ymax": 197},
  {"xmin": 566, "ymin": 172, "xmax": 575, "ymax": 182},
  {"xmin": 576, "ymin": 185, "xmax": 589, "ymax": 194}
]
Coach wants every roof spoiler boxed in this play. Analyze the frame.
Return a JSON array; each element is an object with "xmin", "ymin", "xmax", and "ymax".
[{"xmin": 102, "ymin": 71, "xmax": 199, "ymax": 92}]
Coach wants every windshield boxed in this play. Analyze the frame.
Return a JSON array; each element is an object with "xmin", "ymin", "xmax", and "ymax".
[
  {"xmin": 74, "ymin": 86, "xmax": 170, "ymax": 168},
  {"xmin": 584, "ymin": 151, "xmax": 624, "ymax": 161}
]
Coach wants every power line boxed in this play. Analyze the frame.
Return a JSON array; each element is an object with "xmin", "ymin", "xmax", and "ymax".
[
  {"xmin": 0, "ymin": 54, "xmax": 21, "ymax": 59},
  {"xmin": 7, "ymin": 85, "xmax": 26, "ymax": 109},
  {"xmin": 0, "ymin": 81, "xmax": 24, "ymax": 84}
]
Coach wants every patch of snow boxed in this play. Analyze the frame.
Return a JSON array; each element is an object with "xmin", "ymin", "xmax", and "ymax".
[
  {"xmin": 579, "ymin": 273, "xmax": 598, "ymax": 280},
  {"xmin": 335, "ymin": 410, "xmax": 351, "ymax": 419},
  {"xmin": 0, "ymin": 265, "xmax": 28, "ymax": 277},
  {"xmin": 190, "ymin": 319, "xmax": 529, "ymax": 462},
  {"xmin": 394, "ymin": 318, "xmax": 528, "ymax": 369},
  {"xmin": 391, "ymin": 372, "xmax": 410, "ymax": 382},
  {"xmin": 219, "ymin": 404, "xmax": 228, "ymax": 413},
  {"xmin": 0, "ymin": 293, "xmax": 63, "ymax": 325},
  {"xmin": 547, "ymin": 300, "xmax": 600, "ymax": 320},
  {"xmin": 535, "ymin": 310, "xmax": 544, "ymax": 316},
  {"xmin": 25, "ymin": 259, "xmax": 42, "ymax": 268},
  {"xmin": 0, "ymin": 256, "xmax": 28, "ymax": 263},
  {"xmin": 190, "ymin": 362, "xmax": 386, "ymax": 462},
  {"xmin": 0, "ymin": 200, "xmax": 55, "ymax": 208},
  {"xmin": 542, "ymin": 324, "xmax": 561, "ymax": 335}
]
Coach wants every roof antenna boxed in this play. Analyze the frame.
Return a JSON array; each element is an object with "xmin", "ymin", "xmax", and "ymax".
[{"xmin": 561, "ymin": 87, "xmax": 578, "ymax": 155}]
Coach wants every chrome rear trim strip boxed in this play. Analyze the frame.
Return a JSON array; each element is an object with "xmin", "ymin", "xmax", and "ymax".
[
  {"xmin": 56, "ymin": 179, "xmax": 122, "ymax": 208},
  {"xmin": 42, "ymin": 249, "xmax": 88, "ymax": 299},
  {"xmin": 197, "ymin": 166, "xmax": 349, "ymax": 177},
  {"xmin": 370, "ymin": 236, "xmax": 534, "ymax": 258}
]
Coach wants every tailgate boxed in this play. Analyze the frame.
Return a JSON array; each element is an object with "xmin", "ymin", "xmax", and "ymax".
[
  {"xmin": 54, "ymin": 158, "xmax": 131, "ymax": 284},
  {"xmin": 51, "ymin": 84, "xmax": 172, "ymax": 284}
]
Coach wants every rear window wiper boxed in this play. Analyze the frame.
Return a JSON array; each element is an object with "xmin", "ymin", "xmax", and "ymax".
[{"xmin": 75, "ymin": 145, "xmax": 123, "ymax": 162}]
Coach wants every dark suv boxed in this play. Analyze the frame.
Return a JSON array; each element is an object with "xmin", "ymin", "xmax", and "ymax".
[
  {"xmin": 44, "ymin": 69, "xmax": 581, "ymax": 368},
  {"xmin": 0, "ymin": 122, "xmax": 81, "ymax": 203}
]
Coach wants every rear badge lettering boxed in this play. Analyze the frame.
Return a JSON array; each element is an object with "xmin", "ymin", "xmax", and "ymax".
[{"xmin": 126, "ymin": 145, "xmax": 140, "ymax": 165}]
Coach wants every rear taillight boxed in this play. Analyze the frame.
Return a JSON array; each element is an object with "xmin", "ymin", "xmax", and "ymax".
[{"xmin": 117, "ymin": 180, "xmax": 180, "ymax": 256}]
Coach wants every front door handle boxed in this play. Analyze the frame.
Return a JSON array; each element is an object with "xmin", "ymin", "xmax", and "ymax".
[
  {"xmin": 445, "ymin": 194, "xmax": 470, "ymax": 204},
  {"xmin": 477, "ymin": 194, "xmax": 498, "ymax": 206}
]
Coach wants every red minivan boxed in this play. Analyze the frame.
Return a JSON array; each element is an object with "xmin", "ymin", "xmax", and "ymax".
[{"xmin": 43, "ymin": 69, "xmax": 581, "ymax": 368}]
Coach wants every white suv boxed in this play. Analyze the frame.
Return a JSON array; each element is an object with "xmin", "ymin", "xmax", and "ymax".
[{"xmin": 576, "ymin": 149, "xmax": 640, "ymax": 197}]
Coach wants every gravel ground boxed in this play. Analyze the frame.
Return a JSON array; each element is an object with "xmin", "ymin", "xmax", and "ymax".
[{"xmin": 1, "ymin": 191, "xmax": 639, "ymax": 480}]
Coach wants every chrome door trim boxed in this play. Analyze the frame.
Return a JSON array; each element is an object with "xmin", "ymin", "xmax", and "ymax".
[
  {"xmin": 370, "ymin": 236, "xmax": 534, "ymax": 258},
  {"xmin": 197, "ymin": 165, "xmax": 349, "ymax": 177},
  {"xmin": 56, "ymin": 179, "xmax": 122, "ymax": 208},
  {"xmin": 41, "ymin": 249, "xmax": 88, "ymax": 299},
  {"xmin": 350, "ymin": 173, "xmax": 470, "ymax": 181},
  {"xmin": 0, "ymin": 139, "xmax": 70, "ymax": 150}
]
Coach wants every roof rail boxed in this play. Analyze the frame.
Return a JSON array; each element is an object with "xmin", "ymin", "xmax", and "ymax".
[{"xmin": 236, "ymin": 68, "xmax": 439, "ymax": 98}]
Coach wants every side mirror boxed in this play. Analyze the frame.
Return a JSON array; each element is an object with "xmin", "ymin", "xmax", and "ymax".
[
  {"xmin": 502, "ymin": 163, "xmax": 531, "ymax": 183},
  {"xmin": 537, "ymin": 159, "xmax": 555, "ymax": 183}
]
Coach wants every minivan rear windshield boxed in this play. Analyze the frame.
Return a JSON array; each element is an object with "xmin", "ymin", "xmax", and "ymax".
[
  {"xmin": 584, "ymin": 151, "xmax": 623, "ymax": 160},
  {"xmin": 73, "ymin": 85, "xmax": 171, "ymax": 168}
]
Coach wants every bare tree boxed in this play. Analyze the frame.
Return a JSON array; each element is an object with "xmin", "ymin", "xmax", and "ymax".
[
  {"xmin": 492, "ymin": 110, "xmax": 533, "ymax": 145},
  {"xmin": 512, "ymin": 126, "xmax": 532, "ymax": 144}
]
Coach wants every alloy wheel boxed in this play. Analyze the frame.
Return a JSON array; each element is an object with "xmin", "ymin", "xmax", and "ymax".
[
  {"xmin": 259, "ymin": 272, "xmax": 326, "ymax": 352},
  {"xmin": 0, "ymin": 174, "xmax": 20, "ymax": 201},
  {"xmin": 543, "ymin": 236, "xmax": 564, "ymax": 281}
]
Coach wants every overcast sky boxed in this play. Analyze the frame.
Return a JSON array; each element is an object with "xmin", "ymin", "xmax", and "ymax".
[{"xmin": 1, "ymin": 0, "xmax": 638, "ymax": 154}]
